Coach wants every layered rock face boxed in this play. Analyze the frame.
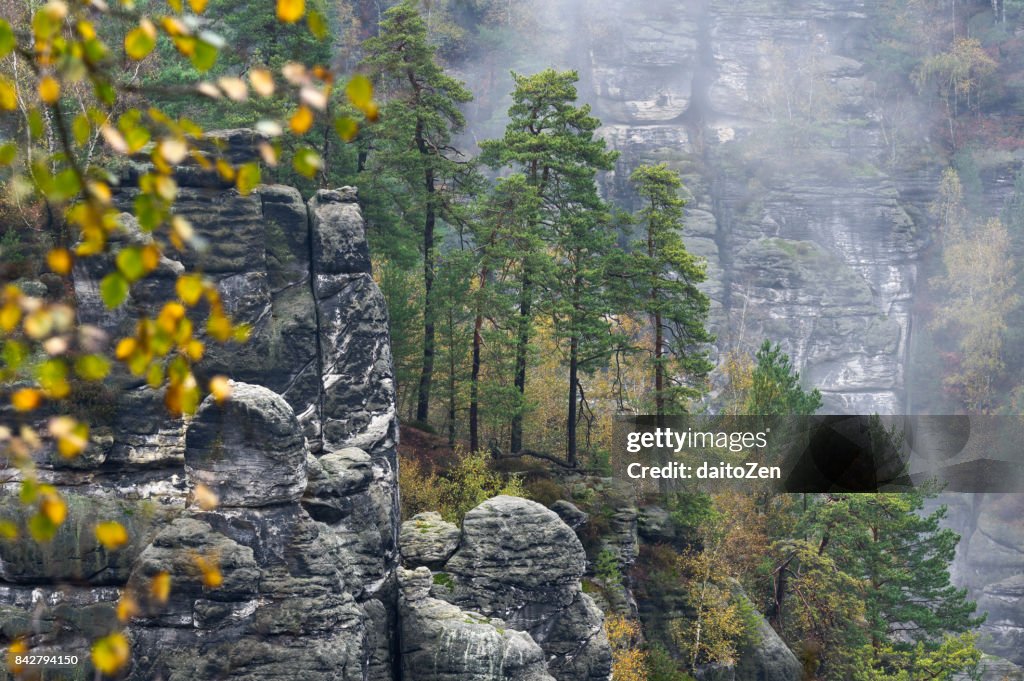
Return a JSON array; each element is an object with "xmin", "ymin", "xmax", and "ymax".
[
  {"xmin": 126, "ymin": 386, "xmax": 379, "ymax": 680},
  {"xmin": 399, "ymin": 497, "xmax": 612, "ymax": 681},
  {"xmin": 1, "ymin": 141, "xmax": 614, "ymax": 680},
  {"xmin": 578, "ymin": 0, "xmax": 923, "ymax": 413},
  {"xmin": 0, "ymin": 153, "xmax": 399, "ymax": 679},
  {"xmin": 940, "ymin": 494, "xmax": 1024, "ymax": 668}
]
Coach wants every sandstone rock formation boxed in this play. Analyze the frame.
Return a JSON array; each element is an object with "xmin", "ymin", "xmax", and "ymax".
[
  {"xmin": 399, "ymin": 496, "xmax": 613, "ymax": 681},
  {"xmin": 398, "ymin": 566, "xmax": 556, "ymax": 681},
  {"xmin": 942, "ymin": 493, "xmax": 1024, "ymax": 667},
  {"xmin": 399, "ymin": 512, "xmax": 461, "ymax": 569},
  {"xmin": 0, "ymin": 144, "xmax": 400, "ymax": 680},
  {"xmin": 0, "ymin": 139, "xmax": 618, "ymax": 680},
  {"xmin": 124, "ymin": 385, "xmax": 376, "ymax": 681}
]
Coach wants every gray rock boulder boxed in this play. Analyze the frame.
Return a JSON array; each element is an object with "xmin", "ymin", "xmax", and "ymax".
[
  {"xmin": 309, "ymin": 188, "xmax": 371, "ymax": 275},
  {"xmin": 550, "ymin": 500, "xmax": 589, "ymax": 529},
  {"xmin": 125, "ymin": 507, "xmax": 372, "ymax": 681},
  {"xmin": 398, "ymin": 566, "xmax": 555, "ymax": 681},
  {"xmin": 443, "ymin": 496, "xmax": 612, "ymax": 681},
  {"xmin": 400, "ymin": 512, "xmax": 461, "ymax": 568},
  {"xmin": 184, "ymin": 382, "xmax": 307, "ymax": 507}
]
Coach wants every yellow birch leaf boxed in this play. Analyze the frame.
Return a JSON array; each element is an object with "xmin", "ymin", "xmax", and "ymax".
[
  {"xmin": 47, "ymin": 248, "xmax": 73, "ymax": 274},
  {"xmin": 38, "ymin": 76, "xmax": 60, "ymax": 104},
  {"xmin": 116, "ymin": 596, "xmax": 139, "ymax": 622},
  {"xmin": 249, "ymin": 68, "xmax": 274, "ymax": 97},
  {"xmin": 217, "ymin": 76, "xmax": 247, "ymax": 102},
  {"xmin": 289, "ymin": 106, "xmax": 314, "ymax": 134},
  {"xmin": 209, "ymin": 375, "xmax": 231, "ymax": 403},
  {"xmin": 95, "ymin": 521, "xmax": 129, "ymax": 549},
  {"xmin": 11, "ymin": 388, "xmax": 41, "ymax": 412},
  {"xmin": 150, "ymin": 571, "xmax": 171, "ymax": 603},
  {"xmin": 276, "ymin": 0, "xmax": 304, "ymax": 23},
  {"xmin": 91, "ymin": 633, "xmax": 130, "ymax": 675},
  {"xmin": 176, "ymin": 274, "xmax": 204, "ymax": 305},
  {"xmin": 192, "ymin": 483, "xmax": 219, "ymax": 510},
  {"xmin": 40, "ymin": 491, "xmax": 67, "ymax": 525}
]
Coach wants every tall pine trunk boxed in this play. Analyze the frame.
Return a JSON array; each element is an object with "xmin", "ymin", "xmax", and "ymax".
[
  {"xmin": 415, "ymin": 125, "xmax": 436, "ymax": 423},
  {"xmin": 655, "ymin": 310, "xmax": 664, "ymax": 416},
  {"xmin": 649, "ymin": 227, "xmax": 665, "ymax": 416},
  {"xmin": 470, "ymin": 310, "xmax": 483, "ymax": 452},
  {"xmin": 470, "ymin": 257, "xmax": 490, "ymax": 453},
  {"xmin": 567, "ymin": 333, "xmax": 578, "ymax": 468},
  {"xmin": 510, "ymin": 270, "xmax": 531, "ymax": 453}
]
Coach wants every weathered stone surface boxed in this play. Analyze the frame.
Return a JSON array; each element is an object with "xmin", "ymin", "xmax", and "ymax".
[
  {"xmin": 125, "ymin": 508, "xmax": 371, "ymax": 681},
  {"xmin": 550, "ymin": 500, "xmax": 589, "ymax": 530},
  {"xmin": 443, "ymin": 496, "xmax": 612, "ymax": 681},
  {"xmin": 398, "ymin": 566, "xmax": 555, "ymax": 681},
  {"xmin": 185, "ymin": 382, "xmax": 307, "ymax": 507},
  {"xmin": 943, "ymin": 493, "xmax": 1024, "ymax": 666},
  {"xmin": 0, "ymin": 495, "xmax": 173, "ymax": 586},
  {"xmin": 309, "ymin": 188, "xmax": 371, "ymax": 275},
  {"xmin": 400, "ymin": 512, "xmax": 461, "ymax": 569},
  {"xmin": 637, "ymin": 505, "xmax": 676, "ymax": 543}
]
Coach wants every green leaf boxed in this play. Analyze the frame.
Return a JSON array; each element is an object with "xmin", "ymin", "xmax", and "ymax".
[
  {"xmin": 134, "ymin": 194, "xmax": 163, "ymax": 231},
  {"xmin": 37, "ymin": 358, "xmax": 68, "ymax": 386},
  {"xmin": 28, "ymin": 108, "xmax": 45, "ymax": 140},
  {"xmin": 345, "ymin": 75, "xmax": 373, "ymax": 110},
  {"xmin": 28, "ymin": 513, "xmax": 58, "ymax": 542},
  {"xmin": 1, "ymin": 340, "xmax": 27, "ymax": 372},
  {"xmin": 0, "ymin": 143, "xmax": 16, "ymax": 165},
  {"xmin": 52, "ymin": 169, "xmax": 81, "ymax": 201},
  {"xmin": 124, "ymin": 26, "xmax": 155, "ymax": 60},
  {"xmin": 307, "ymin": 10, "xmax": 328, "ymax": 40},
  {"xmin": 146, "ymin": 361, "xmax": 163, "ymax": 388},
  {"xmin": 235, "ymin": 162, "xmax": 260, "ymax": 195},
  {"xmin": 190, "ymin": 39, "xmax": 218, "ymax": 72},
  {"xmin": 83, "ymin": 37, "xmax": 108, "ymax": 63},
  {"xmin": 72, "ymin": 114, "xmax": 91, "ymax": 146},
  {"xmin": 334, "ymin": 116, "xmax": 359, "ymax": 142},
  {"xmin": 19, "ymin": 479, "xmax": 38, "ymax": 504},
  {"xmin": 95, "ymin": 80, "xmax": 116, "ymax": 106},
  {"xmin": 116, "ymin": 247, "xmax": 146, "ymax": 281},
  {"xmin": 124, "ymin": 126, "xmax": 151, "ymax": 152},
  {"xmin": 0, "ymin": 19, "xmax": 14, "ymax": 59},
  {"xmin": 292, "ymin": 147, "xmax": 322, "ymax": 178},
  {"xmin": 100, "ymin": 272, "xmax": 129, "ymax": 308},
  {"xmin": 75, "ymin": 354, "xmax": 111, "ymax": 381}
]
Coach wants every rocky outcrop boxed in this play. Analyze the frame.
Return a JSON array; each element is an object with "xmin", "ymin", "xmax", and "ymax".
[
  {"xmin": 1, "ymin": 136, "xmax": 616, "ymax": 681},
  {"xmin": 123, "ymin": 385, "xmax": 374, "ymax": 680},
  {"xmin": 185, "ymin": 383, "xmax": 308, "ymax": 507},
  {"xmin": 398, "ymin": 567, "xmax": 555, "ymax": 681},
  {"xmin": 565, "ymin": 0, "xmax": 925, "ymax": 413},
  {"xmin": 400, "ymin": 496, "xmax": 612, "ymax": 681},
  {"xmin": 0, "ymin": 143, "xmax": 400, "ymax": 680},
  {"xmin": 695, "ymin": 608, "xmax": 803, "ymax": 681},
  {"xmin": 941, "ymin": 493, "xmax": 1024, "ymax": 667},
  {"xmin": 400, "ymin": 512, "xmax": 461, "ymax": 569}
]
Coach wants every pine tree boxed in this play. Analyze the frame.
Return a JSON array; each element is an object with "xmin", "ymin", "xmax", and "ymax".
[
  {"xmin": 480, "ymin": 68, "xmax": 618, "ymax": 461},
  {"xmin": 745, "ymin": 340, "xmax": 822, "ymax": 416},
  {"xmin": 468, "ymin": 174, "xmax": 542, "ymax": 453},
  {"xmin": 774, "ymin": 490, "xmax": 984, "ymax": 678},
  {"xmin": 361, "ymin": 0, "xmax": 479, "ymax": 425},
  {"xmin": 626, "ymin": 163, "xmax": 714, "ymax": 415}
]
